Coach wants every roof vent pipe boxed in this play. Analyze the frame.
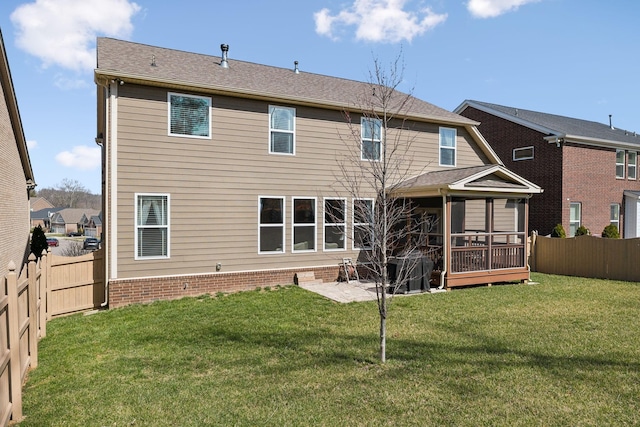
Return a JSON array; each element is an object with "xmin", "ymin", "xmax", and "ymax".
[
  {"xmin": 294, "ymin": 60, "xmax": 299, "ymax": 74},
  {"xmin": 220, "ymin": 44, "xmax": 229, "ymax": 68},
  {"xmin": 609, "ymin": 114, "xmax": 614, "ymax": 130}
]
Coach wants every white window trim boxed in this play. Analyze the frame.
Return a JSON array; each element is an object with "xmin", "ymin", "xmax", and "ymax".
[
  {"xmin": 323, "ymin": 197, "xmax": 347, "ymax": 251},
  {"xmin": 134, "ymin": 193, "xmax": 170, "ymax": 260},
  {"xmin": 258, "ymin": 196, "xmax": 285, "ymax": 255},
  {"xmin": 628, "ymin": 151, "xmax": 637, "ymax": 180},
  {"xmin": 361, "ymin": 117, "xmax": 382, "ymax": 161},
  {"xmin": 616, "ymin": 149, "xmax": 625, "ymax": 179},
  {"xmin": 269, "ymin": 105, "xmax": 296, "ymax": 155},
  {"xmin": 569, "ymin": 202, "xmax": 581, "ymax": 237},
  {"xmin": 610, "ymin": 203, "xmax": 620, "ymax": 228},
  {"xmin": 353, "ymin": 198, "xmax": 374, "ymax": 250},
  {"xmin": 439, "ymin": 127, "xmax": 457, "ymax": 167},
  {"xmin": 292, "ymin": 197, "xmax": 317, "ymax": 253},
  {"xmin": 167, "ymin": 92, "xmax": 212, "ymax": 139},
  {"xmin": 513, "ymin": 146, "xmax": 534, "ymax": 161}
]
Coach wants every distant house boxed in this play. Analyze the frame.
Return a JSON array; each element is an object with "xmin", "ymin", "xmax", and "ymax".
[
  {"xmin": 83, "ymin": 213, "xmax": 102, "ymax": 238},
  {"xmin": 30, "ymin": 207, "xmax": 63, "ymax": 231},
  {"xmin": 30, "ymin": 196, "xmax": 53, "ymax": 212},
  {"xmin": 0, "ymin": 28, "xmax": 36, "ymax": 278},
  {"xmin": 95, "ymin": 38, "xmax": 541, "ymax": 308},
  {"xmin": 455, "ymin": 100, "xmax": 640, "ymax": 237},
  {"xmin": 50, "ymin": 208, "xmax": 100, "ymax": 235}
]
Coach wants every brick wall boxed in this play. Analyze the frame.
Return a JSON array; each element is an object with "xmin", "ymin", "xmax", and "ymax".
[
  {"xmin": 108, "ymin": 265, "xmax": 343, "ymax": 308},
  {"xmin": 459, "ymin": 107, "xmax": 563, "ymax": 235}
]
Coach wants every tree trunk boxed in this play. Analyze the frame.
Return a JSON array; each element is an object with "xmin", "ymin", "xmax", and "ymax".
[{"xmin": 380, "ymin": 313, "xmax": 386, "ymax": 363}]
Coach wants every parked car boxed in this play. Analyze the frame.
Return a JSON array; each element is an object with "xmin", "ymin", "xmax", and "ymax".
[
  {"xmin": 67, "ymin": 231, "xmax": 83, "ymax": 237},
  {"xmin": 83, "ymin": 237, "xmax": 100, "ymax": 251},
  {"xmin": 46, "ymin": 237, "xmax": 59, "ymax": 247}
]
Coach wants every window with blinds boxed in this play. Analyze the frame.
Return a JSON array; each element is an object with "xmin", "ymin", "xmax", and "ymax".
[
  {"xmin": 361, "ymin": 117, "xmax": 381, "ymax": 161},
  {"xmin": 168, "ymin": 92, "xmax": 211, "ymax": 138},
  {"xmin": 269, "ymin": 106, "xmax": 295, "ymax": 154},
  {"xmin": 135, "ymin": 194, "xmax": 169, "ymax": 259},
  {"xmin": 439, "ymin": 127, "xmax": 456, "ymax": 166}
]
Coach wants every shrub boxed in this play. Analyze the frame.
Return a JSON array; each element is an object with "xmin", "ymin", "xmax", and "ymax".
[
  {"xmin": 575, "ymin": 225, "xmax": 591, "ymax": 236},
  {"xmin": 31, "ymin": 225, "xmax": 48, "ymax": 258},
  {"xmin": 61, "ymin": 242, "xmax": 88, "ymax": 257},
  {"xmin": 550, "ymin": 223, "xmax": 566, "ymax": 238},
  {"xmin": 602, "ymin": 224, "xmax": 620, "ymax": 238}
]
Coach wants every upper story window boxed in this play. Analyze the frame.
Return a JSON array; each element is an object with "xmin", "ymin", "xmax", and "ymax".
[
  {"xmin": 269, "ymin": 106, "xmax": 295, "ymax": 154},
  {"xmin": 135, "ymin": 194, "xmax": 169, "ymax": 259},
  {"xmin": 439, "ymin": 127, "xmax": 456, "ymax": 167},
  {"xmin": 616, "ymin": 149, "xmax": 625, "ymax": 179},
  {"xmin": 259, "ymin": 197, "xmax": 285, "ymax": 254},
  {"xmin": 628, "ymin": 151, "xmax": 637, "ymax": 180},
  {"xmin": 361, "ymin": 118, "xmax": 381, "ymax": 161},
  {"xmin": 168, "ymin": 93, "xmax": 211, "ymax": 138},
  {"xmin": 513, "ymin": 146, "xmax": 534, "ymax": 161}
]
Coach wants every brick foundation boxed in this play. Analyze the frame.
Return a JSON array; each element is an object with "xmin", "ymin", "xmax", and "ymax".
[{"xmin": 108, "ymin": 265, "xmax": 344, "ymax": 308}]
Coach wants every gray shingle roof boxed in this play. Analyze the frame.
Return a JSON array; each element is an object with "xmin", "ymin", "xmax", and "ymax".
[
  {"xmin": 463, "ymin": 100, "xmax": 640, "ymax": 146},
  {"xmin": 96, "ymin": 38, "xmax": 477, "ymax": 126}
]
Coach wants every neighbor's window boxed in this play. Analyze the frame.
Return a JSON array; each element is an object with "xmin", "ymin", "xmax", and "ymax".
[
  {"xmin": 168, "ymin": 93, "xmax": 211, "ymax": 138},
  {"xmin": 135, "ymin": 194, "xmax": 169, "ymax": 259},
  {"xmin": 324, "ymin": 198, "xmax": 346, "ymax": 251},
  {"xmin": 292, "ymin": 198, "xmax": 316, "ymax": 252},
  {"xmin": 269, "ymin": 106, "xmax": 295, "ymax": 154},
  {"xmin": 513, "ymin": 146, "xmax": 534, "ymax": 161},
  {"xmin": 361, "ymin": 117, "xmax": 382, "ymax": 161},
  {"xmin": 353, "ymin": 198, "xmax": 374, "ymax": 250},
  {"xmin": 610, "ymin": 203, "xmax": 620, "ymax": 229},
  {"xmin": 569, "ymin": 202, "xmax": 581, "ymax": 237},
  {"xmin": 616, "ymin": 149, "xmax": 625, "ymax": 179},
  {"xmin": 439, "ymin": 127, "xmax": 456, "ymax": 166},
  {"xmin": 259, "ymin": 197, "xmax": 284, "ymax": 253},
  {"xmin": 628, "ymin": 151, "xmax": 637, "ymax": 180}
]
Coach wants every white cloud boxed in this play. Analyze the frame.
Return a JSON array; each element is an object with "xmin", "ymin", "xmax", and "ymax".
[
  {"xmin": 11, "ymin": 0, "xmax": 141, "ymax": 72},
  {"xmin": 27, "ymin": 140, "xmax": 37, "ymax": 149},
  {"xmin": 55, "ymin": 145, "xmax": 101, "ymax": 170},
  {"xmin": 314, "ymin": 0, "xmax": 447, "ymax": 43},
  {"xmin": 467, "ymin": 0, "xmax": 540, "ymax": 18},
  {"xmin": 54, "ymin": 74, "xmax": 91, "ymax": 90}
]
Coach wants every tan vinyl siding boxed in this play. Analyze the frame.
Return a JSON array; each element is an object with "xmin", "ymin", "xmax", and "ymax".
[
  {"xmin": 112, "ymin": 84, "xmax": 490, "ymax": 279},
  {"xmin": 0, "ymin": 79, "xmax": 30, "ymax": 278}
]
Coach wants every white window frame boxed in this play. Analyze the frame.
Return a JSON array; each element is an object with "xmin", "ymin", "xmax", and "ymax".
[
  {"xmin": 610, "ymin": 203, "xmax": 620, "ymax": 229},
  {"xmin": 361, "ymin": 117, "xmax": 382, "ymax": 161},
  {"xmin": 323, "ymin": 198, "xmax": 346, "ymax": 251},
  {"xmin": 292, "ymin": 197, "xmax": 317, "ymax": 253},
  {"xmin": 258, "ymin": 196, "xmax": 285, "ymax": 254},
  {"xmin": 569, "ymin": 202, "xmax": 581, "ymax": 237},
  {"xmin": 167, "ymin": 92, "xmax": 211, "ymax": 139},
  {"xmin": 616, "ymin": 149, "xmax": 625, "ymax": 179},
  {"xmin": 439, "ymin": 127, "xmax": 457, "ymax": 167},
  {"xmin": 513, "ymin": 146, "xmax": 534, "ymax": 161},
  {"xmin": 269, "ymin": 105, "xmax": 296, "ymax": 155},
  {"xmin": 135, "ymin": 193, "xmax": 170, "ymax": 260},
  {"xmin": 353, "ymin": 198, "xmax": 374, "ymax": 250},
  {"xmin": 628, "ymin": 151, "xmax": 637, "ymax": 180}
]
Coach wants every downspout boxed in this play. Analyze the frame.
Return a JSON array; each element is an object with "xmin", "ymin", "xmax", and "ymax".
[{"xmin": 438, "ymin": 190, "xmax": 447, "ymax": 290}]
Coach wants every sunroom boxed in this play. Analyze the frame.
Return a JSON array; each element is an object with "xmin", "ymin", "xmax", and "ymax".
[{"xmin": 393, "ymin": 165, "xmax": 543, "ymax": 289}]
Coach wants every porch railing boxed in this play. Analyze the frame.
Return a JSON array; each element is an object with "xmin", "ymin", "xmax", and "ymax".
[{"xmin": 450, "ymin": 232, "xmax": 525, "ymax": 273}]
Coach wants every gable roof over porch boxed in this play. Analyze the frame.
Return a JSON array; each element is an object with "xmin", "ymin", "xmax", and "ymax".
[{"xmin": 393, "ymin": 165, "xmax": 543, "ymax": 197}]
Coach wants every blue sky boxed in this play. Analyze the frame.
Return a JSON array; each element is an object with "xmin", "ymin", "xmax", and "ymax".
[{"xmin": 1, "ymin": 0, "xmax": 638, "ymax": 195}]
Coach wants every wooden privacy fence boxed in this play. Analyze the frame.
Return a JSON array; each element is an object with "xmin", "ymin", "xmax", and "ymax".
[
  {"xmin": 530, "ymin": 234, "xmax": 640, "ymax": 282},
  {"xmin": 1, "ymin": 248, "xmax": 104, "ymax": 425}
]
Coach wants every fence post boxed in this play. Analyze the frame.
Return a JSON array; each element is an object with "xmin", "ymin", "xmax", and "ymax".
[
  {"xmin": 39, "ymin": 249, "xmax": 48, "ymax": 338},
  {"xmin": 7, "ymin": 261, "xmax": 23, "ymax": 422},
  {"xmin": 27, "ymin": 254, "xmax": 38, "ymax": 369},
  {"xmin": 45, "ymin": 248, "xmax": 52, "ymax": 322},
  {"xmin": 529, "ymin": 231, "xmax": 537, "ymax": 272}
]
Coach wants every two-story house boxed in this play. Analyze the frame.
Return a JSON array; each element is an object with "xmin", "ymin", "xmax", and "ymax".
[
  {"xmin": 0, "ymin": 28, "xmax": 36, "ymax": 279},
  {"xmin": 455, "ymin": 100, "xmax": 640, "ymax": 237},
  {"xmin": 95, "ymin": 39, "xmax": 541, "ymax": 308}
]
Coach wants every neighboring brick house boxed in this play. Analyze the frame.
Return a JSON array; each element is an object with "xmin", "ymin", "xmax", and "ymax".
[
  {"xmin": 455, "ymin": 100, "xmax": 640, "ymax": 237},
  {"xmin": 95, "ymin": 39, "xmax": 541, "ymax": 307},
  {"xmin": 0, "ymin": 28, "xmax": 36, "ymax": 278},
  {"xmin": 30, "ymin": 196, "xmax": 53, "ymax": 212}
]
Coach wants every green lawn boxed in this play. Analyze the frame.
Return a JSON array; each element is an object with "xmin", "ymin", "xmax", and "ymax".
[{"xmin": 18, "ymin": 273, "xmax": 640, "ymax": 426}]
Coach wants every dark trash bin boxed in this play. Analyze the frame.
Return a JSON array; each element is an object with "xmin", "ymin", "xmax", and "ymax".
[{"xmin": 387, "ymin": 251, "xmax": 434, "ymax": 294}]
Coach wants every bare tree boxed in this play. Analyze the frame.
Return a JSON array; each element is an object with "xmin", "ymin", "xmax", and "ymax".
[
  {"xmin": 37, "ymin": 178, "xmax": 101, "ymax": 209},
  {"xmin": 334, "ymin": 55, "xmax": 433, "ymax": 363}
]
